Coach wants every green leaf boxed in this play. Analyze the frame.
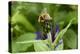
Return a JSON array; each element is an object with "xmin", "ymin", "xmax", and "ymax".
[
  {"xmin": 15, "ymin": 40, "xmax": 50, "ymax": 52},
  {"xmin": 34, "ymin": 41, "xmax": 50, "ymax": 52},
  {"xmin": 16, "ymin": 40, "xmax": 46, "ymax": 44},
  {"xmin": 12, "ymin": 33, "xmax": 36, "ymax": 52},
  {"xmin": 11, "ymin": 11, "xmax": 36, "ymax": 32},
  {"xmin": 52, "ymin": 18, "xmax": 75, "ymax": 49},
  {"xmin": 63, "ymin": 29, "xmax": 77, "ymax": 49},
  {"xmin": 16, "ymin": 33, "xmax": 36, "ymax": 42},
  {"xmin": 12, "ymin": 41, "xmax": 33, "ymax": 52}
]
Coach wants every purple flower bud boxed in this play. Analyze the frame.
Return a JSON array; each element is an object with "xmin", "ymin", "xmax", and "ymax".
[
  {"xmin": 51, "ymin": 24, "xmax": 60, "ymax": 42},
  {"xmin": 35, "ymin": 32, "xmax": 48, "ymax": 40},
  {"xmin": 55, "ymin": 24, "xmax": 59, "ymax": 33},
  {"xmin": 35, "ymin": 32, "xmax": 42, "ymax": 40}
]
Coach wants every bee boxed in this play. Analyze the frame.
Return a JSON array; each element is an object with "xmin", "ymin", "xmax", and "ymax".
[{"xmin": 38, "ymin": 8, "xmax": 53, "ymax": 40}]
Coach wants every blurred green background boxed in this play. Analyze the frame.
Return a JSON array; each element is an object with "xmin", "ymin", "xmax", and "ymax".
[{"xmin": 9, "ymin": 1, "xmax": 78, "ymax": 52}]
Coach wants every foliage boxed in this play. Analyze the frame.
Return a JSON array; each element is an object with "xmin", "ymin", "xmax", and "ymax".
[{"xmin": 9, "ymin": 2, "xmax": 78, "ymax": 52}]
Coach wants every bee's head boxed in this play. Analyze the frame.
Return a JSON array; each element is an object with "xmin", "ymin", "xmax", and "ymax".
[
  {"xmin": 38, "ymin": 14, "xmax": 46, "ymax": 23},
  {"xmin": 38, "ymin": 9, "xmax": 52, "ymax": 23}
]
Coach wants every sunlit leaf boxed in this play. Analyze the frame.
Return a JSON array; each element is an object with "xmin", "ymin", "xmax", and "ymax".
[
  {"xmin": 34, "ymin": 41, "xmax": 50, "ymax": 51},
  {"xmin": 12, "ymin": 33, "xmax": 36, "ymax": 52},
  {"xmin": 12, "ymin": 41, "xmax": 33, "ymax": 52},
  {"xmin": 16, "ymin": 33, "xmax": 36, "ymax": 42}
]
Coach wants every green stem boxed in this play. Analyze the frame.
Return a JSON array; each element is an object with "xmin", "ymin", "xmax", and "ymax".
[
  {"xmin": 47, "ymin": 32, "xmax": 53, "ymax": 50},
  {"xmin": 52, "ymin": 18, "xmax": 75, "ymax": 49}
]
